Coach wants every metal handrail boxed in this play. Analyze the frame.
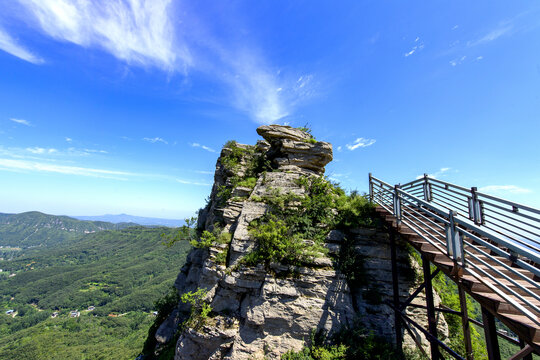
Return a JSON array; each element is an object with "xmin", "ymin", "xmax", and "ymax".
[{"xmin": 369, "ymin": 173, "xmax": 540, "ymax": 326}]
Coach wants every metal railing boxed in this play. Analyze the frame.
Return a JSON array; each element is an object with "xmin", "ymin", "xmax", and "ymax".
[{"xmin": 369, "ymin": 173, "xmax": 540, "ymax": 326}]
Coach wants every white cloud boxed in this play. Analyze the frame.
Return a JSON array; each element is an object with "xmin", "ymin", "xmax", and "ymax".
[
  {"xmin": 82, "ymin": 148, "xmax": 107, "ymax": 154},
  {"xmin": 194, "ymin": 170, "xmax": 213, "ymax": 175},
  {"xmin": 468, "ymin": 25, "xmax": 512, "ymax": 47},
  {"xmin": 11, "ymin": 0, "xmax": 313, "ymax": 124},
  {"xmin": 17, "ymin": 0, "xmax": 185, "ymax": 71},
  {"xmin": 143, "ymin": 137, "xmax": 168, "ymax": 144},
  {"xmin": 191, "ymin": 142, "xmax": 215, "ymax": 153},
  {"xmin": 416, "ymin": 167, "xmax": 452, "ymax": 179},
  {"xmin": 26, "ymin": 147, "xmax": 57, "ymax": 154},
  {"xmin": 1, "ymin": 145, "xmax": 107, "ymax": 159},
  {"xmin": 476, "ymin": 56, "xmax": 483, "ymax": 61},
  {"xmin": 479, "ymin": 185, "xmax": 531, "ymax": 195},
  {"xmin": 0, "ymin": 26, "xmax": 44, "ymax": 64},
  {"xmin": 404, "ymin": 48, "xmax": 416, "ymax": 57},
  {"xmin": 452, "ymin": 25, "xmax": 459, "ymax": 30},
  {"xmin": 404, "ymin": 37, "xmax": 424, "ymax": 57},
  {"xmin": 346, "ymin": 138, "xmax": 376, "ymax": 151},
  {"xmin": 218, "ymin": 52, "xmax": 312, "ymax": 123},
  {"xmin": 0, "ymin": 158, "xmax": 133, "ymax": 180},
  {"xmin": 0, "ymin": 152, "xmax": 213, "ymax": 185},
  {"xmin": 337, "ymin": 146, "xmax": 342, "ymax": 152},
  {"xmin": 65, "ymin": 137, "xmax": 72, "ymax": 142},
  {"xmin": 450, "ymin": 55, "xmax": 467, "ymax": 67},
  {"xmin": 175, "ymin": 178, "xmax": 211, "ymax": 186},
  {"xmin": 10, "ymin": 118, "xmax": 32, "ymax": 126}
]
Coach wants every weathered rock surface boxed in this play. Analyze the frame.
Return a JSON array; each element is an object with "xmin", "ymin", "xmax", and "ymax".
[
  {"xmin": 152, "ymin": 125, "xmax": 447, "ymax": 359},
  {"xmin": 256, "ymin": 125, "xmax": 332, "ymax": 174},
  {"xmin": 256, "ymin": 125, "xmax": 312, "ymax": 143}
]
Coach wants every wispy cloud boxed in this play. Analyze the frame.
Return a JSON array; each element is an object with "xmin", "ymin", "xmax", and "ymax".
[
  {"xmin": 17, "ymin": 0, "xmax": 185, "ymax": 71},
  {"xmin": 9, "ymin": 0, "xmax": 312, "ymax": 124},
  {"xmin": 479, "ymin": 185, "xmax": 531, "ymax": 195},
  {"xmin": 0, "ymin": 145, "xmax": 107, "ymax": 159},
  {"xmin": 0, "ymin": 149, "xmax": 210, "ymax": 186},
  {"xmin": 143, "ymin": 137, "xmax": 168, "ymax": 144},
  {"xmin": 0, "ymin": 26, "xmax": 43, "ymax": 64},
  {"xmin": 191, "ymin": 142, "xmax": 215, "ymax": 153},
  {"xmin": 468, "ymin": 25, "xmax": 513, "ymax": 47},
  {"xmin": 404, "ymin": 37, "xmax": 424, "ymax": 57},
  {"xmin": 65, "ymin": 137, "xmax": 72, "ymax": 142},
  {"xmin": 417, "ymin": 167, "xmax": 452, "ymax": 179},
  {"xmin": 26, "ymin": 147, "xmax": 57, "ymax": 154},
  {"xmin": 194, "ymin": 170, "xmax": 214, "ymax": 175},
  {"xmin": 0, "ymin": 158, "xmax": 133, "ymax": 180},
  {"xmin": 346, "ymin": 138, "xmax": 376, "ymax": 151},
  {"xmin": 10, "ymin": 118, "xmax": 32, "ymax": 126},
  {"xmin": 81, "ymin": 148, "xmax": 107, "ymax": 154},
  {"xmin": 449, "ymin": 55, "xmax": 467, "ymax": 67},
  {"xmin": 176, "ymin": 178, "xmax": 211, "ymax": 186}
]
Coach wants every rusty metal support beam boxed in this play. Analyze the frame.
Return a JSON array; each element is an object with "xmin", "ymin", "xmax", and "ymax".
[
  {"xmin": 458, "ymin": 286, "xmax": 474, "ymax": 360},
  {"xmin": 422, "ymin": 253, "xmax": 441, "ymax": 360},
  {"xmin": 388, "ymin": 302, "xmax": 465, "ymax": 360},
  {"xmin": 518, "ymin": 339, "xmax": 533, "ymax": 360},
  {"xmin": 481, "ymin": 306, "xmax": 501, "ymax": 360},
  {"xmin": 399, "ymin": 268, "xmax": 440, "ymax": 311},
  {"xmin": 509, "ymin": 344, "xmax": 533, "ymax": 360}
]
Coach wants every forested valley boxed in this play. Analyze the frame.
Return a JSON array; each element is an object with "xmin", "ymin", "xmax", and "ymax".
[{"xmin": 0, "ymin": 212, "xmax": 191, "ymax": 359}]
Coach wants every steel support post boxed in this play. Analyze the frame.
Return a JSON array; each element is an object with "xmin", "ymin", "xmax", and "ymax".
[
  {"xmin": 481, "ymin": 307, "xmax": 501, "ymax": 360},
  {"xmin": 390, "ymin": 231, "xmax": 402, "ymax": 351},
  {"xmin": 422, "ymin": 254, "xmax": 440, "ymax": 360},
  {"xmin": 458, "ymin": 286, "xmax": 474, "ymax": 360},
  {"xmin": 368, "ymin": 173, "xmax": 373, "ymax": 202},
  {"xmin": 518, "ymin": 339, "xmax": 533, "ymax": 360}
]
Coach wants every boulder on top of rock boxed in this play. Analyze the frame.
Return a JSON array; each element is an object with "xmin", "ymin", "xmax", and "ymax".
[
  {"xmin": 256, "ymin": 125, "xmax": 333, "ymax": 174},
  {"xmin": 256, "ymin": 125, "xmax": 312, "ymax": 143}
]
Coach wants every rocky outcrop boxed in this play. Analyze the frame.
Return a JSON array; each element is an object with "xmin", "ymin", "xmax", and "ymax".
[
  {"xmin": 257, "ymin": 125, "xmax": 332, "ymax": 174},
  {"xmin": 152, "ymin": 125, "xmax": 446, "ymax": 359}
]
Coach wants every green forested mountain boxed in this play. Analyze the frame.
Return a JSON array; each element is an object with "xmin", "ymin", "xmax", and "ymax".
[
  {"xmin": 0, "ymin": 217, "xmax": 192, "ymax": 360},
  {"xmin": 0, "ymin": 211, "xmax": 136, "ymax": 248}
]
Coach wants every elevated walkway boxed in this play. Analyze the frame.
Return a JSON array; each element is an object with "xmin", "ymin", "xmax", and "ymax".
[{"xmin": 369, "ymin": 174, "xmax": 540, "ymax": 359}]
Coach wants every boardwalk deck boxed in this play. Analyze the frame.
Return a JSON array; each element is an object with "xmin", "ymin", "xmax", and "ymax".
[{"xmin": 370, "ymin": 174, "xmax": 540, "ymax": 359}]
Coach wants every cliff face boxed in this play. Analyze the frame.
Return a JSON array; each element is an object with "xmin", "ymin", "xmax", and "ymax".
[{"xmin": 153, "ymin": 125, "xmax": 447, "ymax": 359}]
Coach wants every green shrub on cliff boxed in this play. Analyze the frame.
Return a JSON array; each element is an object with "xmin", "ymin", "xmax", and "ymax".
[
  {"xmin": 181, "ymin": 288, "xmax": 212, "ymax": 330},
  {"xmin": 281, "ymin": 324, "xmax": 399, "ymax": 360},
  {"xmin": 245, "ymin": 176, "xmax": 375, "ymax": 268}
]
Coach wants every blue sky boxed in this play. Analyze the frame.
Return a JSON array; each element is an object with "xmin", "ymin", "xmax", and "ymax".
[{"xmin": 0, "ymin": 0, "xmax": 539, "ymax": 219}]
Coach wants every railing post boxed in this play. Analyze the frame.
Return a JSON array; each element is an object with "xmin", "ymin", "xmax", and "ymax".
[
  {"xmin": 468, "ymin": 187, "xmax": 484, "ymax": 225},
  {"xmin": 446, "ymin": 210, "xmax": 464, "ymax": 266},
  {"xmin": 393, "ymin": 184, "xmax": 402, "ymax": 226},
  {"xmin": 423, "ymin": 173, "xmax": 432, "ymax": 202},
  {"xmin": 369, "ymin": 173, "xmax": 373, "ymax": 202}
]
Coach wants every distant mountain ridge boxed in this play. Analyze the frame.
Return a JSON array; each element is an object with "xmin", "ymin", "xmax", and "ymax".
[
  {"xmin": 73, "ymin": 213, "xmax": 185, "ymax": 227},
  {"xmin": 0, "ymin": 211, "xmax": 137, "ymax": 248}
]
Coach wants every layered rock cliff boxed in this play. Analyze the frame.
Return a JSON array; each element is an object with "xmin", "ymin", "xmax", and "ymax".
[{"xmin": 150, "ymin": 125, "xmax": 447, "ymax": 359}]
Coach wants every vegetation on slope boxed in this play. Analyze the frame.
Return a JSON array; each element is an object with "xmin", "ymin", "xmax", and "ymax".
[
  {"xmin": 0, "ymin": 226, "xmax": 192, "ymax": 359},
  {"xmin": 245, "ymin": 176, "xmax": 375, "ymax": 268},
  {"xmin": 0, "ymin": 211, "xmax": 135, "ymax": 248},
  {"xmin": 0, "ymin": 312, "xmax": 154, "ymax": 360}
]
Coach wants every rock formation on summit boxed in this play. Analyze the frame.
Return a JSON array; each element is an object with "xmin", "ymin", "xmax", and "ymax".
[{"xmin": 149, "ymin": 125, "xmax": 448, "ymax": 360}]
